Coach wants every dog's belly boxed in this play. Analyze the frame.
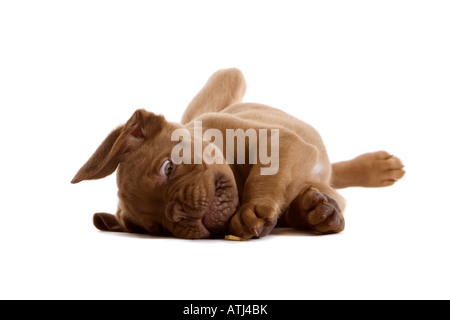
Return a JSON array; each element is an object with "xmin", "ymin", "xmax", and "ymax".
[
  {"xmin": 222, "ymin": 103, "xmax": 330, "ymax": 169},
  {"xmin": 192, "ymin": 103, "xmax": 332, "ymax": 199},
  {"xmin": 221, "ymin": 103, "xmax": 325, "ymax": 151}
]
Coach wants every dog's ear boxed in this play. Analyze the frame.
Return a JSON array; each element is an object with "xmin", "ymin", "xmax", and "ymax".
[
  {"xmin": 93, "ymin": 213, "xmax": 125, "ymax": 232},
  {"xmin": 71, "ymin": 109, "xmax": 165, "ymax": 183},
  {"xmin": 71, "ymin": 125, "xmax": 125, "ymax": 183},
  {"xmin": 93, "ymin": 212, "xmax": 162, "ymax": 235}
]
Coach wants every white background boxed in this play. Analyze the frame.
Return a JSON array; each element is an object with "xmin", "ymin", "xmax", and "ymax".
[{"xmin": 1, "ymin": 0, "xmax": 449, "ymax": 300}]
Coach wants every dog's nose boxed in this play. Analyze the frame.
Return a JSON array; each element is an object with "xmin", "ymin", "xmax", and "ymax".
[{"xmin": 202, "ymin": 177, "xmax": 239, "ymax": 234}]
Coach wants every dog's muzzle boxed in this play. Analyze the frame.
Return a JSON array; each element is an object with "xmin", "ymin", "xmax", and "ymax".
[{"xmin": 168, "ymin": 173, "xmax": 239, "ymax": 239}]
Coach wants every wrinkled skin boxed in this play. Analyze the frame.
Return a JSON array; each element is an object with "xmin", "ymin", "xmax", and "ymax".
[{"xmin": 72, "ymin": 110, "xmax": 239, "ymax": 239}]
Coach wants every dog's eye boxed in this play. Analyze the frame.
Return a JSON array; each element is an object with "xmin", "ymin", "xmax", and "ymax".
[{"xmin": 161, "ymin": 160, "xmax": 174, "ymax": 177}]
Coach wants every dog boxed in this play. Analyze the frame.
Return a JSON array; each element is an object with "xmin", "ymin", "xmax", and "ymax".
[{"xmin": 71, "ymin": 68, "xmax": 405, "ymax": 239}]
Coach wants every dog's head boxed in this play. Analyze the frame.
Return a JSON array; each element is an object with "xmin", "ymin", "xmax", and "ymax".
[{"xmin": 72, "ymin": 109, "xmax": 239, "ymax": 239}]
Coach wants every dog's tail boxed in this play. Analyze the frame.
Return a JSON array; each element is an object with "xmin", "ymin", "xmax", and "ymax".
[{"xmin": 181, "ymin": 68, "xmax": 247, "ymax": 125}]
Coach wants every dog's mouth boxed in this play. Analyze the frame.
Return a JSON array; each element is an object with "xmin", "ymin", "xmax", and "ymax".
[
  {"xmin": 168, "ymin": 176, "xmax": 239, "ymax": 239},
  {"xmin": 202, "ymin": 178, "xmax": 239, "ymax": 234}
]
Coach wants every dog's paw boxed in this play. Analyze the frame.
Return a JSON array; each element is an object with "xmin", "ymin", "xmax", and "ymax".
[
  {"xmin": 300, "ymin": 188, "xmax": 345, "ymax": 234},
  {"xmin": 355, "ymin": 151, "xmax": 405, "ymax": 187},
  {"xmin": 229, "ymin": 203, "xmax": 278, "ymax": 240}
]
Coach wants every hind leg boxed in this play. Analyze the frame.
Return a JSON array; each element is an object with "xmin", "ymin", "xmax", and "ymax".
[
  {"xmin": 331, "ymin": 151, "xmax": 405, "ymax": 189},
  {"xmin": 281, "ymin": 182, "xmax": 346, "ymax": 234},
  {"xmin": 181, "ymin": 68, "xmax": 247, "ymax": 124}
]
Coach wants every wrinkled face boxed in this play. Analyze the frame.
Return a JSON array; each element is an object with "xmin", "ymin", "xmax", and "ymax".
[
  {"xmin": 72, "ymin": 109, "xmax": 239, "ymax": 239},
  {"xmin": 117, "ymin": 126, "xmax": 239, "ymax": 239}
]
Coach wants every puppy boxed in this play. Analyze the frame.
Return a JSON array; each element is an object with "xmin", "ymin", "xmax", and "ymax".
[{"xmin": 71, "ymin": 69, "xmax": 405, "ymax": 239}]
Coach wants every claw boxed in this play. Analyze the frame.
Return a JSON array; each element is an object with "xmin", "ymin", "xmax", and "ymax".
[{"xmin": 251, "ymin": 227, "xmax": 260, "ymax": 238}]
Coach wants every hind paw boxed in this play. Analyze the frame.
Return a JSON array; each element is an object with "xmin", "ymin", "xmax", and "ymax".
[{"xmin": 356, "ymin": 151, "xmax": 405, "ymax": 187}]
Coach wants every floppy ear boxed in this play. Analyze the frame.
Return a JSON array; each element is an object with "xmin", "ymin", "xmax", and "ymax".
[
  {"xmin": 71, "ymin": 109, "xmax": 163, "ymax": 184},
  {"xmin": 71, "ymin": 126, "xmax": 125, "ymax": 183},
  {"xmin": 93, "ymin": 212, "xmax": 161, "ymax": 235},
  {"xmin": 93, "ymin": 213, "xmax": 126, "ymax": 232}
]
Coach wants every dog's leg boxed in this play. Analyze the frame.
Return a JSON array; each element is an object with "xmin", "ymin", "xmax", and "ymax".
[
  {"xmin": 281, "ymin": 182, "xmax": 346, "ymax": 234},
  {"xmin": 279, "ymin": 151, "xmax": 404, "ymax": 233},
  {"xmin": 228, "ymin": 130, "xmax": 326, "ymax": 239},
  {"xmin": 330, "ymin": 151, "xmax": 405, "ymax": 189},
  {"xmin": 181, "ymin": 68, "xmax": 247, "ymax": 124}
]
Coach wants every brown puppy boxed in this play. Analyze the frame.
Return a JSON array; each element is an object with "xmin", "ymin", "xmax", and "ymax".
[{"xmin": 71, "ymin": 68, "xmax": 405, "ymax": 239}]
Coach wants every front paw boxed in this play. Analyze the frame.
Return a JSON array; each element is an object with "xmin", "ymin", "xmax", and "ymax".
[
  {"xmin": 300, "ymin": 188, "xmax": 345, "ymax": 234},
  {"xmin": 229, "ymin": 203, "xmax": 278, "ymax": 240}
]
